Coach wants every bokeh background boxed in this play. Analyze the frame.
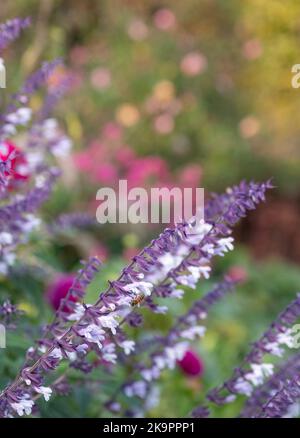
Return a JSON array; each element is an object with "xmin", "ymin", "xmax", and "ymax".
[{"xmin": 1, "ymin": 0, "xmax": 300, "ymax": 417}]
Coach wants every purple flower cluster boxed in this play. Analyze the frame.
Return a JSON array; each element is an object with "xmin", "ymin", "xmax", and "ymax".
[
  {"xmin": 0, "ymin": 300, "xmax": 22, "ymax": 329},
  {"xmin": 241, "ymin": 353, "xmax": 300, "ymax": 418},
  {"xmin": 0, "ymin": 18, "xmax": 30, "ymax": 51},
  {"xmin": 207, "ymin": 294, "xmax": 300, "ymax": 408},
  {"xmin": 117, "ymin": 279, "xmax": 236, "ymax": 415}
]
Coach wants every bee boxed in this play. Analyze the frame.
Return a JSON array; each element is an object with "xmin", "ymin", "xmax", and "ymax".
[{"xmin": 131, "ymin": 293, "xmax": 145, "ymax": 307}]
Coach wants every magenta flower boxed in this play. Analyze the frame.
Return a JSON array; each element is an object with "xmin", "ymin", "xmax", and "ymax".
[
  {"xmin": 46, "ymin": 275, "xmax": 76, "ymax": 311},
  {"xmin": 178, "ymin": 349, "xmax": 204, "ymax": 377}
]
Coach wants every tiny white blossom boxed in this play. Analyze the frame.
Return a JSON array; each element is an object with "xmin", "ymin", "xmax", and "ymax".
[
  {"xmin": 78, "ymin": 324, "xmax": 105, "ymax": 349},
  {"xmin": 120, "ymin": 340, "xmax": 135, "ymax": 355},
  {"xmin": 0, "ymin": 232, "xmax": 13, "ymax": 245},
  {"xmin": 102, "ymin": 343, "xmax": 117, "ymax": 364},
  {"xmin": 215, "ymin": 237, "xmax": 234, "ymax": 256},
  {"xmin": 181, "ymin": 326, "xmax": 206, "ymax": 340},
  {"xmin": 124, "ymin": 381, "xmax": 147, "ymax": 398},
  {"xmin": 124, "ymin": 281, "xmax": 154, "ymax": 297},
  {"xmin": 50, "ymin": 347, "xmax": 63, "ymax": 360},
  {"xmin": 98, "ymin": 313, "xmax": 119, "ymax": 334},
  {"xmin": 245, "ymin": 363, "xmax": 274, "ymax": 386},
  {"xmin": 67, "ymin": 303, "xmax": 87, "ymax": 321},
  {"xmin": 35, "ymin": 386, "xmax": 52, "ymax": 401},
  {"xmin": 76, "ymin": 343, "xmax": 89, "ymax": 355},
  {"xmin": 234, "ymin": 378, "xmax": 253, "ymax": 396},
  {"xmin": 10, "ymin": 398, "xmax": 34, "ymax": 416}
]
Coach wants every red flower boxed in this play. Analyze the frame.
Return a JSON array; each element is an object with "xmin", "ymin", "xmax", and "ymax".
[
  {"xmin": 0, "ymin": 141, "xmax": 30, "ymax": 188},
  {"xmin": 46, "ymin": 275, "xmax": 76, "ymax": 311},
  {"xmin": 178, "ymin": 349, "xmax": 204, "ymax": 377}
]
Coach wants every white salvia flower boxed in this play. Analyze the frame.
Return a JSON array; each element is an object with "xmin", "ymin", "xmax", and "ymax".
[
  {"xmin": 158, "ymin": 252, "xmax": 186, "ymax": 272},
  {"xmin": 66, "ymin": 351, "xmax": 77, "ymax": 361},
  {"xmin": 7, "ymin": 107, "xmax": 32, "ymax": 125},
  {"xmin": 52, "ymin": 137, "xmax": 72, "ymax": 157},
  {"xmin": 234, "ymin": 378, "xmax": 253, "ymax": 396},
  {"xmin": 169, "ymin": 288, "xmax": 185, "ymax": 299},
  {"xmin": 153, "ymin": 355, "xmax": 167, "ymax": 370},
  {"xmin": 35, "ymin": 174, "xmax": 47, "ymax": 188},
  {"xmin": 264, "ymin": 342, "xmax": 284, "ymax": 357},
  {"xmin": 102, "ymin": 343, "xmax": 117, "ymax": 364},
  {"xmin": 98, "ymin": 313, "xmax": 119, "ymax": 334},
  {"xmin": 245, "ymin": 363, "xmax": 274, "ymax": 386},
  {"xmin": 181, "ymin": 326, "xmax": 206, "ymax": 340},
  {"xmin": 98, "ymin": 302, "xmax": 116, "ymax": 313},
  {"xmin": 201, "ymin": 243, "xmax": 215, "ymax": 255},
  {"xmin": 164, "ymin": 342, "xmax": 188, "ymax": 369},
  {"xmin": 144, "ymin": 386, "xmax": 160, "ymax": 411},
  {"xmin": 185, "ymin": 220, "xmax": 213, "ymax": 245},
  {"xmin": 124, "ymin": 381, "xmax": 147, "ymax": 398},
  {"xmin": 0, "ymin": 262, "xmax": 8, "ymax": 275},
  {"xmin": 177, "ymin": 274, "xmax": 198, "ymax": 289},
  {"xmin": 76, "ymin": 343, "xmax": 89, "ymax": 355},
  {"xmin": 283, "ymin": 402, "xmax": 300, "ymax": 418},
  {"xmin": 117, "ymin": 295, "xmax": 132, "ymax": 307},
  {"xmin": 2, "ymin": 123, "xmax": 16, "ymax": 136},
  {"xmin": 10, "ymin": 398, "xmax": 34, "ymax": 416},
  {"xmin": 43, "ymin": 119, "xmax": 58, "ymax": 140},
  {"xmin": 224, "ymin": 394, "xmax": 236, "ymax": 403},
  {"xmin": 215, "ymin": 237, "xmax": 234, "ymax": 256},
  {"xmin": 21, "ymin": 215, "xmax": 41, "ymax": 233},
  {"xmin": 26, "ymin": 151, "xmax": 44, "ymax": 169},
  {"xmin": 78, "ymin": 324, "xmax": 105, "ymax": 349},
  {"xmin": 154, "ymin": 305, "xmax": 168, "ymax": 314},
  {"xmin": 34, "ymin": 386, "xmax": 52, "ymax": 402},
  {"xmin": 50, "ymin": 347, "xmax": 63, "ymax": 360},
  {"xmin": 189, "ymin": 265, "xmax": 211, "ymax": 280},
  {"xmin": 141, "ymin": 367, "xmax": 160, "ymax": 382},
  {"xmin": 4, "ymin": 251, "xmax": 16, "ymax": 266},
  {"xmin": 124, "ymin": 281, "xmax": 153, "ymax": 297},
  {"xmin": 120, "ymin": 340, "xmax": 135, "ymax": 355},
  {"xmin": 17, "ymin": 107, "xmax": 32, "ymax": 125},
  {"xmin": 0, "ymin": 232, "xmax": 13, "ymax": 245},
  {"xmin": 68, "ymin": 303, "xmax": 87, "ymax": 321},
  {"xmin": 277, "ymin": 329, "xmax": 295, "ymax": 348}
]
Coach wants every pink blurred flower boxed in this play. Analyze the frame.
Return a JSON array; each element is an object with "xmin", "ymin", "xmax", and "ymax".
[
  {"xmin": 178, "ymin": 349, "xmax": 204, "ymax": 377},
  {"xmin": 69, "ymin": 45, "xmax": 89, "ymax": 66},
  {"xmin": 243, "ymin": 39, "xmax": 263, "ymax": 60},
  {"xmin": 153, "ymin": 113, "xmax": 174, "ymax": 134},
  {"xmin": 73, "ymin": 151, "xmax": 93, "ymax": 172},
  {"xmin": 179, "ymin": 164, "xmax": 202, "ymax": 187},
  {"xmin": 102, "ymin": 122, "xmax": 123, "ymax": 141},
  {"xmin": 90, "ymin": 67, "xmax": 111, "ymax": 90},
  {"xmin": 239, "ymin": 116, "xmax": 261, "ymax": 139},
  {"xmin": 153, "ymin": 8, "xmax": 176, "ymax": 31},
  {"xmin": 126, "ymin": 156, "xmax": 170, "ymax": 187},
  {"xmin": 89, "ymin": 243, "xmax": 109, "ymax": 262},
  {"xmin": 95, "ymin": 163, "xmax": 118, "ymax": 184},
  {"xmin": 180, "ymin": 52, "xmax": 207, "ymax": 77},
  {"xmin": 123, "ymin": 247, "xmax": 140, "ymax": 261},
  {"xmin": 127, "ymin": 19, "xmax": 149, "ymax": 41},
  {"xmin": 115, "ymin": 146, "xmax": 136, "ymax": 166},
  {"xmin": 227, "ymin": 266, "xmax": 248, "ymax": 284},
  {"xmin": 46, "ymin": 275, "xmax": 76, "ymax": 311}
]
